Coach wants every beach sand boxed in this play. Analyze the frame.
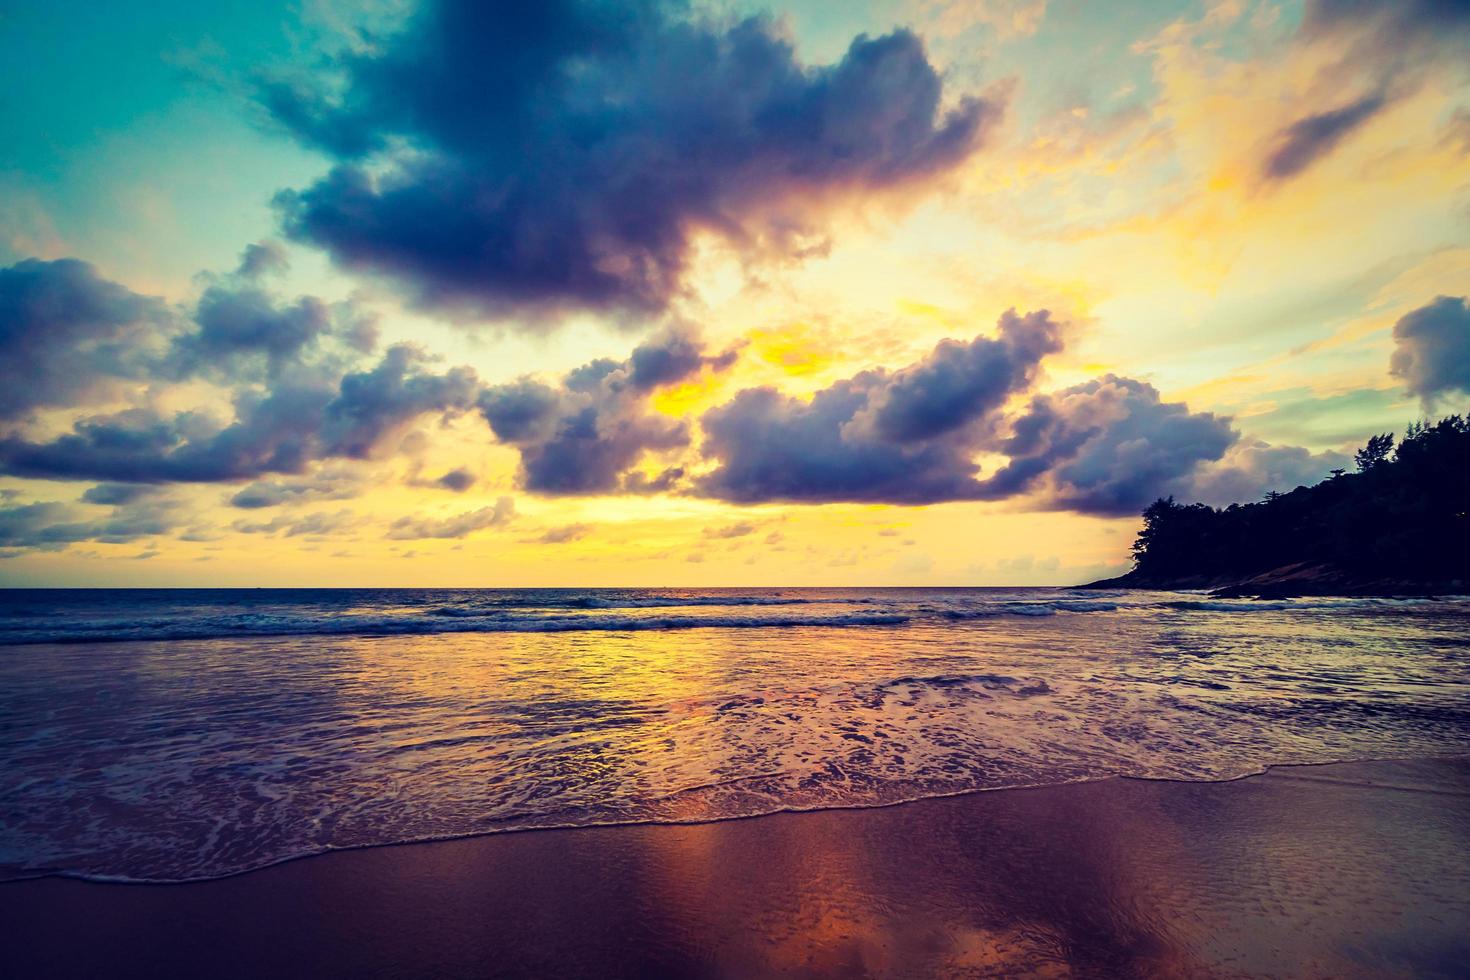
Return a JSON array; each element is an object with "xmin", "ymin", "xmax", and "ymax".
[{"xmin": 3, "ymin": 757, "xmax": 1468, "ymax": 978}]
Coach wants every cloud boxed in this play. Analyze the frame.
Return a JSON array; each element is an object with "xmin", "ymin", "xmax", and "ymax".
[
  {"xmin": 1297, "ymin": 2, "xmax": 1470, "ymax": 104},
  {"xmin": 1, "ymin": 251, "xmax": 383, "ymax": 437},
  {"xmin": 695, "ymin": 309, "xmax": 1063, "ymax": 504},
  {"xmin": 479, "ymin": 327, "xmax": 733, "ymax": 494},
  {"xmin": 386, "ymin": 496, "xmax": 516, "ymax": 539},
  {"xmin": 0, "ymin": 502, "xmax": 73, "ymax": 550},
  {"xmin": 235, "ymin": 241, "xmax": 289, "ymax": 279},
  {"xmin": 81, "ymin": 483, "xmax": 162, "ymax": 506},
  {"xmin": 531, "ymin": 522, "xmax": 593, "ymax": 544},
  {"xmin": 170, "ymin": 246, "xmax": 381, "ymax": 379},
  {"xmin": 234, "ymin": 508, "xmax": 363, "ymax": 538},
  {"xmin": 228, "ymin": 484, "xmax": 302, "ymax": 509},
  {"xmin": 266, "ymin": 0, "xmax": 998, "ymax": 319},
  {"xmin": 0, "ymin": 256, "xmax": 740, "ymax": 518},
  {"xmin": 854, "ymin": 309, "xmax": 1062, "ymax": 442},
  {"xmin": 0, "ymin": 493, "xmax": 190, "ymax": 551},
  {"xmin": 1188, "ymin": 439, "xmax": 1350, "ymax": 507},
  {"xmin": 431, "ymin": 467, "xmax": 476, "ymax": 492},
  {"xmin": 0, "ymin": 246, "xmax": 1364, "ymax": 532},
  {"xmin": 980, "ymin": 375, "xmax": 1238, "ymax": 515},
  {"xmin": 320, "ymin": 344, "xmax": 480, "ymax": 458},
  {"xmin": 0, "ymin": 252, "xmax": 423, "ymax": 500},
  {"xmin": 980, "ymin": 377, "xmax": 1348, "ymax": 515},
  {"xmin": 173, "ymin": 284, "xmax": 334, "ymax": 378},
  {"xmin": 1389, "ymin": 295, "xmax": 1470, "ymax": 405},
  {"xmin": 1303, "ymin": 1, "xmax": 1470, "ymax": 51},
  {"xmin": 228, "ymin": 467, "xmax": 367, "ymax": 508},
  {"xmin": 1261, "ymin": 93, "xmax": 1387, "ymax": 181},
  {"xmin": 0, "ymin": 344, "xmax": 480, "ymax": 483},
  {"xmin": 1254, "ymin": 1, "xmax": 1470, "ymax": 188},
  {"xmin": 703, "ymin": 521, "xmax": 757, "ymax": 539},
  {"xmin": 628, "ymin": 326, "xmax": 740, "ymax": 390},
  {"xmin": 0, "ymin": 258, "xmax": 172, "ymax": 421}
]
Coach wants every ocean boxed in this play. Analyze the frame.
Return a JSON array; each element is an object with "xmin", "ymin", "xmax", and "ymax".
[{"xmin": 2, "ymin": 587, "xmax": 1468, "ymax": 883}]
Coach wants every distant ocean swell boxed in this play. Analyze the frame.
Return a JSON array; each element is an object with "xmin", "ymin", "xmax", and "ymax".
[
  {"xmin": 0, "ymin": 609, "xmax": 914, "ymax": 645},
  {"xmin": 0, "ymin": 591, "xmax": 1447, "ymax": 645}
]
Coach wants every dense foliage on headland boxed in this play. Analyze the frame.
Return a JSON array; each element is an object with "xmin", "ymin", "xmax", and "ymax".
[{"xmin": 1088, "ymin": 416, "xmax": 1470, "ymax": 596}]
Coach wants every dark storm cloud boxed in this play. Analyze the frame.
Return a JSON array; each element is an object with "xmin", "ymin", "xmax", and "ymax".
[
  {"xmin": 0, "ymin": 258, "xmax": 172, "ymax": 421},
  {"xmin": 1389, "ymin": 295, "xmax": 1470, "ymax": 404},
  {"xmin": 0, "ymin": 345, "xmax": 480, "ymax": 484},
  {"xmin": 694, "ymin": 310, "xmax": 1063, "ymax": 504},
  {"xmin": 1261, "ymin": 93, "xmax": 1387, "ymax": 181},
  {"xmin": 266, "ymin": 0, "xmax": 998, "ymax": 319},
  {"xmin": 479, "ymin": 328, "xmax": 735, "ymax": 494}
]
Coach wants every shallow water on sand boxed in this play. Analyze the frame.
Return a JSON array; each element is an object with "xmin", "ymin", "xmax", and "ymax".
[{"xmin": 2, "ymin": 587, "xmax": 1468, "ymax": 881}]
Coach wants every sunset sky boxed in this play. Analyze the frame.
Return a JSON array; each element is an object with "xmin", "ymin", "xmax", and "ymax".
[{"xmin": 2, "ymin": 0, "xmax": 1467, "ymax": 586}]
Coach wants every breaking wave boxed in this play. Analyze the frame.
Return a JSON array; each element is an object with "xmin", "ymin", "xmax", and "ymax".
[{"xmin": 2, "ymin": 588, "xmax": 1435, "ymax": 647}]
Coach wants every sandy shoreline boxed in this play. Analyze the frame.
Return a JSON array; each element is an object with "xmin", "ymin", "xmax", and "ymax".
[{"xmin": 4, "ymin": 757, "xmax": 1469, "ymax": 978}]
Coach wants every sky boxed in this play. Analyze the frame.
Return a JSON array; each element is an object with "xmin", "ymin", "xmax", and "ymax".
[{"xmin": 1, "ymin": 0, "xmax": 1467, "ymax": 587}]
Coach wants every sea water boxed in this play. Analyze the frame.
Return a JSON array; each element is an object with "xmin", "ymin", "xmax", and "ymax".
[{"xmin": 2, "ymin": 587, "xmax": 1467, "ymax": 881}]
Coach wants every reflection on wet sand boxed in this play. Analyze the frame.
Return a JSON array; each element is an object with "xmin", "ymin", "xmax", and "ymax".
[{"xmin": 4, "ymin": 757, "xmax": 1467, "ymax": 978}]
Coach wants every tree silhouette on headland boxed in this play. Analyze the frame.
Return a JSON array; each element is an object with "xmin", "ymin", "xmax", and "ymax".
[
  {"xmin": 1113, "ymin": 416, "xmax": 1469, "ymax": 593},
  {"xmin": 1354, "ymin": 432, "xmax": 1394, "ymax": 472}
]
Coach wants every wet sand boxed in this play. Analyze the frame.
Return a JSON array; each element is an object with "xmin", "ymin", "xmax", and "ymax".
[{"xmin": 3, "ymin": 758, "xmax": 1468, "ymax": 979}]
